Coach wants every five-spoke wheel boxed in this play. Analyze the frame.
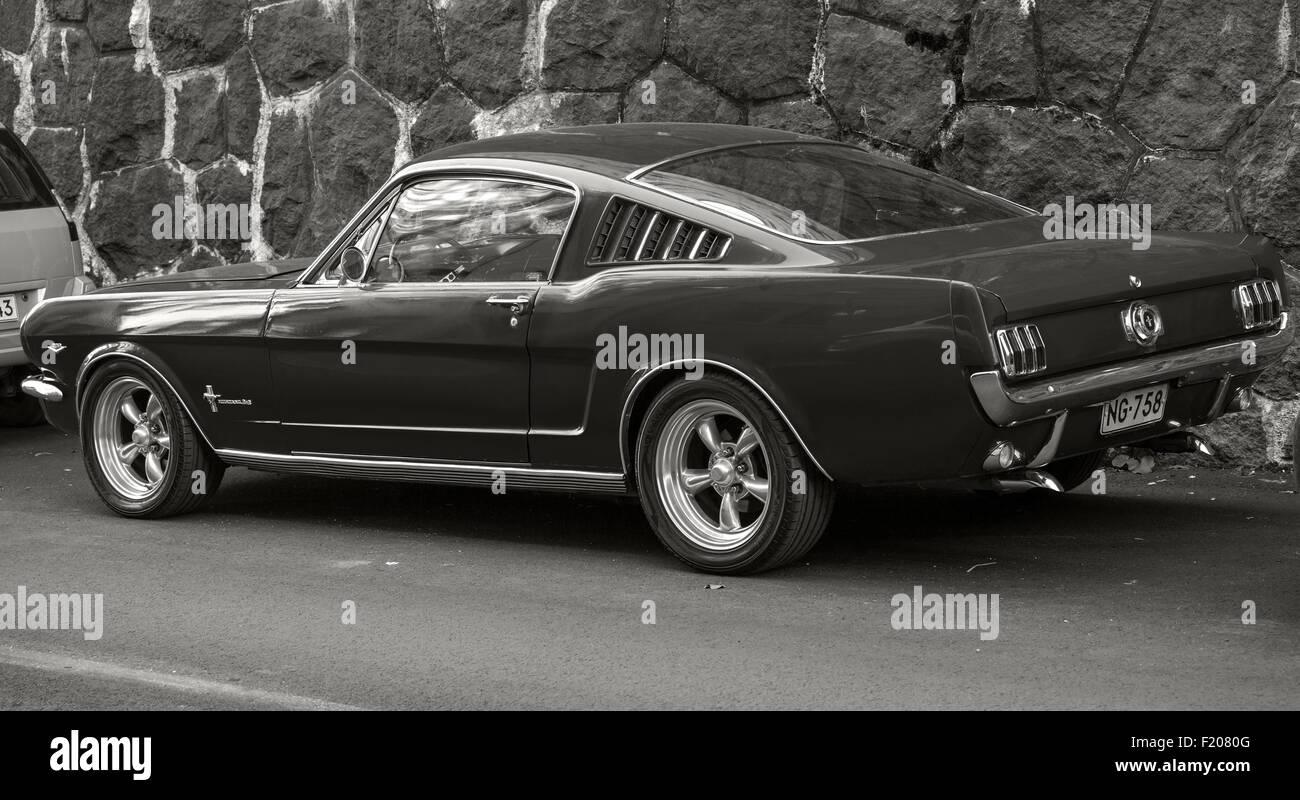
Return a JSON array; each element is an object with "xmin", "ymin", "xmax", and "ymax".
[
  {"xmin": 81, "ymin": 361, "xmax": 224, "ymax": 517},
  {"xmin": 636, "ymin": 374, "xmax": 834, "ymax": 574}
]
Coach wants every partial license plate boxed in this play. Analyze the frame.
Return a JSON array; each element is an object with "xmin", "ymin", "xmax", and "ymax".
[
  {"xmin": 1100, "ymin": 384, "xmax": 1168, "ymax": 434},
  {"xmin": 0, "ymin": 294, "xmax": 17, "ymax": 322}
]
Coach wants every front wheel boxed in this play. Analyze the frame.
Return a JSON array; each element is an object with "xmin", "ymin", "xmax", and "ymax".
[
  {"xmin": 635, "ymin": 374, "xmax": 834, "ymax": 574},
  {"xmin": 80, "ymin": 362, "xmax": 225, "ymax": 517}
]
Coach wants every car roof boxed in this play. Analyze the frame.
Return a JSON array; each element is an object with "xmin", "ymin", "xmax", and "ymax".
[{"xmin": 410, "ymin": 122, "xmax": 834, "ymax": 179}]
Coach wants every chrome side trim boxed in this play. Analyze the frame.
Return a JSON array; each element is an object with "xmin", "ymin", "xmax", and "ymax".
[
  {"xmin": 971, "ymin": 313, "xmax": 1293, "ymax": 426},
  {"xmin": 618, "ymin": 358, "xmax": 832, "ymax": 481},
  {"xmin": 217, "ymin": 449, "xmax": 628, "ymax": 493},
  {"xmin": 282, "ymin": 422, "xmax": 526, "ymax": 435}
]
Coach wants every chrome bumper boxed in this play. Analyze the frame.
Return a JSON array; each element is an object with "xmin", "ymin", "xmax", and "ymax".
[
  {"xmin": 21, "ymin": 374, "xmax": 63, "ymax": 402},
  {"xmin": 971, "ymin": 313, "xmax": 1293, "ymax": 426}
]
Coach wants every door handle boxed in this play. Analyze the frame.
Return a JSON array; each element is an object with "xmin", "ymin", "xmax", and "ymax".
[
  {"xmin": 486, "ymin": 295, "xmax": 532, "ymax": 315},
  {"xmin": 486, "ymin": 295, "xmax": 532, "ymax": 327}
]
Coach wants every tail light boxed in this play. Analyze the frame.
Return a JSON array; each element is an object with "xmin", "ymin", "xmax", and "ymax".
[
  {"xmin": 1233, "ymin": 279, "xmax": 1283, "ymax": 330},
  {"xmin": 994, "ymin": 324, "xmax": 1047, "ymax": 378}
]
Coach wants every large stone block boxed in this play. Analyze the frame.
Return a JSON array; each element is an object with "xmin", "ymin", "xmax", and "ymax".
[
  {"xmin": 84, "ymin": 161, "xmax": 189, "ymax": 279},
  {"xmin": 542, "ymin": 0, "xmax": 667, "ymax": 91},
  {"xmin": 963, "ymin": 0, "xmax": 1037, "ymax": 101},
  {"xmin": 173, "ymin": 72, "xmax": 225, "ymax": 168},
  {"xmin": 622, "ymin": 62, "xmax": 742, "ymax": 125},
  {"xmin": 298, "ymin": 72, "xmax": 399, "ymax": 255},
  {"xmin": 224, "ymin": 48, "xmax": 262, "ymax": 163},
  {"xmin": 444, "ymin": 0, "xmax": 531, "ymax": 109},
  {"xmin": 86, "ymin": 55, "xmax": 166, "ymax": 173},
  {"xmin": 0, "ymin": 0, "xmax": 37, "ymax": 53},
  {"xmin": 936, "ymin": 105, "xmax": 1132, "ymax": 208},
  {"xmin": 823, "ymin": 15, "xmax": 951, "ymax": 149},
  {"xmin": 409, "ymin": 85, "xmax": 479, "ymax": 159},
  {"xmin": 150, "ymin": 0, "xmax": 247, "ymax": 72},
  {"xmin": 1116, "ymin": 0, "xmax": 1290, "ymax": 149},
  {"xmin": 669, "ymin": 0, "xmax": 819, "ymax": 100},
  {"xmin": 260, "ymin": 110, "xmax": 313, "ymax": 257},
  {"xmin": 357, "ymin": 0, "xmax": 444, "ymax": 103},
  {"xmin": 24, "ymin": 126, "xmax": 83, "ymax": 204},
  {"xmin": 251, "ymin": 0, "xmax": 349, "ymax": 96},
  {"xmin": 1038, "ymin": 0, "xmax": 1153, "ymax": 112},
  {"xmin": 87, "ymin": 0, "xmax": 137, "ymax": 53},
  {"xmin": 31, "ymin": 26, "xmax": 98, "ymax": 127}
]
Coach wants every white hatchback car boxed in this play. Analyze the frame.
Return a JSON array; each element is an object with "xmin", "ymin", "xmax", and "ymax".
[{"xmin": 0, "ymin": 123, "xmax": 93, "ymax": 425}]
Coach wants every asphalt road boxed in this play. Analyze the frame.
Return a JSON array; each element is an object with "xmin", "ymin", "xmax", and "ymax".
[{"xmin": 1, "ymin": 424, "xmax": 1296, "ymax": 710}]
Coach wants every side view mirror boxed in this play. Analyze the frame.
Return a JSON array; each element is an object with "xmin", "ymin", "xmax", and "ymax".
[{"xmin": 339, "ymin": 246, "xmax": 369, "ymax": 283}]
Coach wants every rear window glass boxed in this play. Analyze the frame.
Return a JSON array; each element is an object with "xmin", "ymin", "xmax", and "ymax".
[
  {"xmin": 637, "ymin": 142, "xmax": 1026, "ymax": 242},
  {"xmin": 0, "ymin": 131, "xmax": 55, "ymax": 210}
]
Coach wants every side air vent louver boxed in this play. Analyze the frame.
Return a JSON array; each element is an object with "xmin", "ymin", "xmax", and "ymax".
[{"xmin": 588, "ymin": 198, "xmax": 730, "ymax": 265}]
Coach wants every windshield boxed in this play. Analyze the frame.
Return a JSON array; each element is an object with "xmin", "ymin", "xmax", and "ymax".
[{"xmin": 637, "ymin": 142, "xmax": 1026, "ymax": 242}]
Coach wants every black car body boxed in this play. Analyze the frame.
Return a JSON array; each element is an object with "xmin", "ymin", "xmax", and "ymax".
[{"xmin": 20, "ymin": 124, "xmax": 1293, "ymax": 572}]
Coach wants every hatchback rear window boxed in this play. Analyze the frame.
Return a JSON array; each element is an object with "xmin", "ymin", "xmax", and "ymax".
[{"xmin": 636, "ymin": 142, "xmax": 1027, "ymax": 242}]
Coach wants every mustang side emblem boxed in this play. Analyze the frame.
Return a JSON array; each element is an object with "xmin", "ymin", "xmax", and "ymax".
[
  {"xmin": 203, "ymin": 385, "xmax": 221, "ymax": 412},
  {"xmin": 1129, "ymin": 275, "xmax": 1142, "ymax": 289},
  {"xmin": 1122, "ymin": 301, "xmax": 1164, "ymax": 347}
]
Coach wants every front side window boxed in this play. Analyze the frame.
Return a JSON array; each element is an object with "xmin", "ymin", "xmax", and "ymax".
[
  {"xmin": 637, "ymin": 142, "xmax": 1027, "ymax": 242},
  {"xmin": 373, "ymin": 177, "xmax": 574, "ymax": 284},
  {"xmin": 310, "ymin": 176, "xmax": 576, "ymax": 285}
]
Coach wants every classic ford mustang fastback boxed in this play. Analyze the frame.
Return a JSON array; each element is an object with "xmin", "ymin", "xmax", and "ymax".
[{"xmin": 20, "ymin": 123, "xmax": 1293, "ymax": 573}]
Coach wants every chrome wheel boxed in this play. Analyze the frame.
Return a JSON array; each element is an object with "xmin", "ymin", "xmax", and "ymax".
[
  {"xmin": 91, "ymin": 377, "xmax": 173, "ymax": 500},
  {"xmin": 653, "ymin": 399, "xmax": 771, "ymax": 551}
]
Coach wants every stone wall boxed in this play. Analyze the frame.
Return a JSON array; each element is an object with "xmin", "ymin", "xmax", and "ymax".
[{"xmin": 1, "ymin": 0, "xmax": 1297, "ymax": 465}]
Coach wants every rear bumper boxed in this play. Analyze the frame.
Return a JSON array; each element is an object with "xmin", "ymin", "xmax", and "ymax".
[{"xmin": 970, "ymin": 313, "xmax": 1293, "ymax": 426}]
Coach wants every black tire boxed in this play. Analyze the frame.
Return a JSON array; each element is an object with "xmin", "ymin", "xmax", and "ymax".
[
  {"xmin": 0, "ymin": 392, "xmax": 46, "ymax": 426},
  {"xmin": 80, "ymin": 361, "xmax": 225, "ymax": 518},
  {"xmin": 635, "ymin": 373, "xmax": 834, "ymax": 574},
  {"xmin": 1043, "ymin": 449, "xmax": 1108, "ymax": 493}
]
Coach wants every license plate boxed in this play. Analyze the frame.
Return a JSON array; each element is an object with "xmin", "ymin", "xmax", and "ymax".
[
  {"xmin": 1100, "ymin": 384, "xmax": 1168, "ymax": 434},
  {"xmin": 0, "ymin": 294, "xmax": 17, "ymax": 322}
]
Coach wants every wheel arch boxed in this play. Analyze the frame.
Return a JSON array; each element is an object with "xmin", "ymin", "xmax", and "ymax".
[
  {"xmin": 75, "ymin": 343, "xmax": 219, "ymax": 454},
  {"xmin": 618, "ymin": 358, "xmax": 833, "ymax": 488}
]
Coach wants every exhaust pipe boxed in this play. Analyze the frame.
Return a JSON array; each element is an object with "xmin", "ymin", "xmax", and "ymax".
[
  {"xmin": 1145, "ymin": 431, "xmax": 1216, "ymax": 456},
  {"xmin": 986, "ymin": 469, "xmax": 1065, "ymax": 494}
]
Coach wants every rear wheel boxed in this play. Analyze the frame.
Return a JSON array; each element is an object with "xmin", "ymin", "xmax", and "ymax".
[
  {"xmin": 635, "ymin": 374, "xmax": 834, "ymax": 574},
  {"xmin": 81, "ymin": 362, "xmax": 225, "ymax": 517},
  {"xmin": 1043, "ymin": 449, "xmax": 1108, "ymax": 492}
]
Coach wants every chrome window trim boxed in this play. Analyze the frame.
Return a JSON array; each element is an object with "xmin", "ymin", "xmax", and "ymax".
[{"xmin": 294, "ymin": 166, "xmax": 584, "ymax": 288}]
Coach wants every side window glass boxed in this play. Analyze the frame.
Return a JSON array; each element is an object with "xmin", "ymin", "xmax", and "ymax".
[{"xmin": 370, "ymin": 177, "xmax": 574, "ymax": 284}]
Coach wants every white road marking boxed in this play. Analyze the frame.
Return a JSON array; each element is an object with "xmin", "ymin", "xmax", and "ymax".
[{"xmin": 0, "ymin": 646, "xmax": 362, "ymax": 711}]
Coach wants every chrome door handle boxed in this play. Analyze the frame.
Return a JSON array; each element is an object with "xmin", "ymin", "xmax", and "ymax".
[{"xmin": 486, "ymin": 295, "xmax": 532, "ymax": 314}]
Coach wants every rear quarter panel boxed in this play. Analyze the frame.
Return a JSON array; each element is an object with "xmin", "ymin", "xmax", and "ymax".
[{"xmin": 528, "ymin": 267, "xmax": 986, "ymax": 485}]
